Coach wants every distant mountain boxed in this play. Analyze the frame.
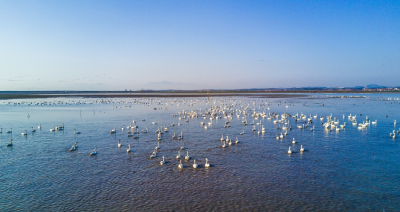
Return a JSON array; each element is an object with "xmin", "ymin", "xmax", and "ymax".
[{"xmin": 366, "ymin": 84, "xmax": 388, "ymax": 89}]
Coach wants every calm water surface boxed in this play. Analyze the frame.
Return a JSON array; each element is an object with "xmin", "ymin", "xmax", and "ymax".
[{"xmin": 1, "ymin": 94, "xmax": 400, "ymax": 211}]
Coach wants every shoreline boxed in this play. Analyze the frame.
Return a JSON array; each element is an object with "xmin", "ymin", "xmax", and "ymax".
[
  {"xmin": 0, "ymin": 90, "xmax": 399, "ymax": 100},
  {"xmin": 0, "ymin": 93, "xmax": 307, "ymax": 100}
]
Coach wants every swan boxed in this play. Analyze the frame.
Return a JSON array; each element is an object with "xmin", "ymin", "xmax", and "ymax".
[
  {"xmin": 205, "ymin": 158, "xmax": 210, "ymax": 167},
  {"xmin": 160, "ymin": 156, "xmax": 166, "ymax": 165},
  {"xmin": 110, "ymin": 127, "xmax": 116, "ymax": 134},
  {"xmin": 69, "ymin": 144, "xmax": 77, "ymax": 151},
  {"xmin": 122, "ymin": 125, "xmax": 125, "ymax": 131},
  {"xmin": 280, "ymin": 133, "xmax": 283, "ymax": 139},
  {"xmin": 172, "ymin": 133, "xmax": 176, "ymax": 139},
  {"xmin": 193, "ymin": 160, "xmax": 198, "ymax": 168},
  {"xmin": 235, "ymin": 137, "xmax": 239, "ymax": 144},
  {"xmin": 21, "ymin": 130, "xmax": 27, "ymax": 136},
  {"xmin": 90, "ymin": 148, "xmax": 97, "ymax": 156},
  {"xmin": 176, "ymin": 151, "xmax": 182, "ymax": 159},
  {"xmin": 222, "ymin": 141, "xmax": 227, "ymax": 148},
  {"xmin": 276, "ymin": 135, "xmax": 279, "ymax": 139},
  {"xmin": 7, "ymin": 139, "xmax": 13, "ymax": 147},
  {"xmin": 6, "ymin": 128, "xmax": 12, "ymax": 133},
  {"xmin": 185, "ymin": 151, "xmax": 190, "ymax": 160},
  {"xmin": 38, "ymin": 124, "xmax": 41, "ymax": 129},
  {"xmin": 31, "ymin": 127, "xmax": 35, "ymax": 132},
  {"xmin": 155, "ymin": 142, "xmax": 160, "ymax": 150},
  {"xmin": 292, "ymin": 138, "xmax": 296, "ymax": 144},
  {"xmin": 74, "ymin": 129, "xmax": 81, "ymax": 134},
  {"xmin": 127, "ymin": 144, "xmax": 131, "ymax": 153},
  {"xmin": 150, "ymin": 151, "xmax": 157, "ymax": 158},
  {"xmin": 287, "ymin": 147, "xmax": 292, "ymax": 154},
  {"xmin": 228, "ymin": 139, "xmax": 232, "ymax": 146},
  {"xmin": 300, "ymin": 145, "xmax": 304, "ymax": 152},
  {"xmin": 178, "ymin": 160, "xmax": 183, "ymax": 169}
]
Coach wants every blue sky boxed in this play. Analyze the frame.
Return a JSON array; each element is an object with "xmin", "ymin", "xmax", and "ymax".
[{"xmin": 1, "ymin": 0, "xmax": 399, "ymax": 90}]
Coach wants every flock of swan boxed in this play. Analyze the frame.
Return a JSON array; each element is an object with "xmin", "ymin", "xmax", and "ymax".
[{"xmin": 2, "ymin": 96, "xmax": 400, "ymax": 170}]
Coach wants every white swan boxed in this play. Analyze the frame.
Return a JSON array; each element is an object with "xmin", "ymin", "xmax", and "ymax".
[
  {"xmin": 7, "ymin": 139, "xmax": 13, "ymax": 147},
  {"xmin": 205, "ymin": 158, "xmax": 210, "ymax": 167},
  {"xmin": 118, "ymin": 140, "xmax": 122, "ymax": 148},
  {"xmin": 185, "ymin": 151, "xmax": 190, "ymax": 160},
  {"xmin": 127, "ymin": 144, "xmax": 131, "ymax": 153},
  {"xmin": 176, "ymin": 151, "xmax": 182, "ymax": 159},
  {"xmin": 90, "ymin": 148, "xmax": 97, "ymax": 155},
  {"xmin": 292, "ymin": 138, "xmax": 296, "ymax": 144},
  {"xmin": 38, "ymin": 124, "xmax": 41, "ymax": 129},
  {"xmin": 300, "ymin": 145, "xmax": 304, "ymax": 152},
  {"xmin": 193, "ymin": 160, "xmax": 198, "ymax": 168},
  {"xmin": 155, "ymin": 142, "xmax": 160, "ymax": 150},
  {"xmin": 287, "ymin": 147, "xmax": 292, "ymax": 154},
  {"xmin": 178, "ymin": 160, "xmax": 183, "ymax": 169},
  {"xmin": 160, "ymin": 156, "xmax": 166, "ymax": 165},
  {"xmin": 222, "ymin": 141, "xmax": 227, "ymax": 148}
]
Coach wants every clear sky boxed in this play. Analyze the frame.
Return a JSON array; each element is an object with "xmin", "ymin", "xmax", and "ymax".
[{"xmin": 1, "ymin": 0, "xmax": 399, "ymax": 90}]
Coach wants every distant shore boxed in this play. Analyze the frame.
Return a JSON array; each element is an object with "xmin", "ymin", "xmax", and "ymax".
[
  {"xmin": 0, "ymin": 92, "xmax": 306, "ymax": 100},
  {"xmin": 0, "ymin": 90, "xmax": 398, "ymax": 100}
]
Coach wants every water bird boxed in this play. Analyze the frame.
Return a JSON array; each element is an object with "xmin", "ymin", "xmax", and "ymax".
[
  {"xmin": 6, "ymin": 128, "xmax": 12, "ymax": 134},
  {"xmin": 21, "ymin": 130, "xmax": 27, "ymax": 136},
  {"xmin": 205, "ymin": 158, "xmax": 210, "ymax": 168},
  {"xmin": 7, "ymin": 139, "xmax": 13, "ymax": 147},
  {"xmin": 176, "ymin": 151, "xmax": 182, "ymax": 159},
  {"xmin": 287, "ymin": 147, "xmax": 292, "ymax": 154},
  {"xmin": 38, "ymin": 124, "xmax": 41, "ymax": 129},
  {"xmin": 193, "ymin": 160, "xmax": 198, "ymax": 168},
  {"xmin": 155, "ymin": 142, "xmax": 160, "ymax": 150},
  {"xmin": 292, "ymin": 138, "xmax": 296, "ymax": 144},
  {"xmin": 185, "ymin": 151, "xmax": 190, "ymax": 160},
  {"xmin": 300, "ymin": 145, "xmax": 305, "ymax": 152},
  {"xmin": 127, "ymin": 144, "xmax": 131, "ymax": 153},
  {"xmin": 74, "ymin": 129, "xmax": 81, "ymax": 134},
  {"xmin": 31, "ymin": 127, "xmax": 35, "ymax": 132},
  {"xmin": 69, "ymin": 144, "xmax": 77, "ymax": 151},
  {"xmin": 90, "ymin": 148, "xmax": 97, "ymax": 155},
  {"xmin": 160, "ymin": 156, "xmax": 166, "ymax": 165},
  {"xmin": 178, "ymin": 160, "xmax": 183, "ymax": 169},
  {"xmin": 110, "ymin": 127, "xmax": 116, "ymax": 134},
  {"xmin": 222, "ymin": 141, "xmax": 227, "ymax": 148}
]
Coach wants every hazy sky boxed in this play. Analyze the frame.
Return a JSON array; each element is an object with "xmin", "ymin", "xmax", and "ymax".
[{"xmin": 1, "ymin": 0, "xmax": 399, "ymax": 90}]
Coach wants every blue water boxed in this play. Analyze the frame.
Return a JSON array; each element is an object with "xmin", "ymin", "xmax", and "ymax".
[{"xmin": 1, "ymin": 94, "xmax": 400, "ymax": 211}]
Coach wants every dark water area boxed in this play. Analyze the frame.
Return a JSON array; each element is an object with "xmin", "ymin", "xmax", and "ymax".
[{"xmin": 1, "ymin": 94, "xmax": 399, "ymax": 211}]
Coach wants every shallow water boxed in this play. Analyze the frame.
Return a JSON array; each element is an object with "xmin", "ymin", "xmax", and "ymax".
[{"xmin": 1, "ymin": 94, "xmax": 400, "ymax": 211}]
